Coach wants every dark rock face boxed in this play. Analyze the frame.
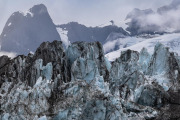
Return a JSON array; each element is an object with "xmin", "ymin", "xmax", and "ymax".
[
  {"xmin": 0, "ymin": 41, "xmax": 66, "ymax": 88},
  {"xmin": 0, "ymin": 41, "xmax": 180, "ymax": 119},
  {"xmin": 26, "ymin": 40, "xmax": 68, "ymax": 87},
  {"xmin": 34, "ymin": 40, "xmax": 64, "ymax": 65},
  {"xmin": 0, "ymin": 55, "xmax": 10, "ymax": 68},
  {"xmin": 0, "ymin": 55, "xmax": 26, "ymax": 86},
  {"xmin": 57, "ymin": 22, "xmax": 129, "ymax": 44},
  {"xmin": 0, "ymin": 4, "xmax": 61, "ymax": 55}
]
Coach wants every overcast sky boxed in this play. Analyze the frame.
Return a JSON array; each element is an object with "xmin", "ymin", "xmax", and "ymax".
[{"xmin": 0, "ymin": 0, "xmax": 172, "ymax": 33}]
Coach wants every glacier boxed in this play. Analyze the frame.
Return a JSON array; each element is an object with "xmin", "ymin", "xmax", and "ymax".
[
  {"xmin": 0, "ymin": 41, "xmax": 180, "ymax": 120},
  {"xmin": 105, "ymin": 33, "xmax": 180, "ymax": 61}
]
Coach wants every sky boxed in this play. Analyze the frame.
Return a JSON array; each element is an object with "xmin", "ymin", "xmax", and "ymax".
[{"xmin": 0, "ymin": 0, "xmax": 173, "ymax": 33}]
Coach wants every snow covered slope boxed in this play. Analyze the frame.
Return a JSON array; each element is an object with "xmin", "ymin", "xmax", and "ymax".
[{"xmin": 106, "ymin": 33, "xmax": 180, "ymax": 61}]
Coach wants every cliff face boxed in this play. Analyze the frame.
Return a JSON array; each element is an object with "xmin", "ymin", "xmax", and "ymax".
[
  {"xmin": 0, "ymin": 4, "xmax": 60, "ymax": 55},
  {"xmin": 0, "ymin": 41, "xmax": 180, "ymax": 120}
]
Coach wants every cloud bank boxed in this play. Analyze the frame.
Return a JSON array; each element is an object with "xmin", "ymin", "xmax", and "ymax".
[
  {"xmin": 0, "ymin": 51, "xmax": 16, "ymax": 58},
  {"xmin": 126, "ymin": 0, "xmax": 180, "ymax": 35}
]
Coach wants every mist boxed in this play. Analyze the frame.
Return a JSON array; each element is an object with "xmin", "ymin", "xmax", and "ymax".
[{"xmin": 126, "ymin": 0, "xmax": 180, "ymax": 34}]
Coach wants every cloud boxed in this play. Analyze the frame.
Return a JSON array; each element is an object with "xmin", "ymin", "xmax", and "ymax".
[
  {"xmin": 103, "ymin": 40, "xmax": 117, "ymax": 53},
  {"xmin": 126, "ymin": 0, "xmax": 180, "ymax": 34},
  {"xmin": 0, "ymin": 51, "xmax": 16, "ymax": 58},
  {"xmin": 0, "ymin": 0, "xmax": 172, "ymax": 34}
]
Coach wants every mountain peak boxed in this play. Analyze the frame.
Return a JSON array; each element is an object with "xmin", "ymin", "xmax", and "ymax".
[
  {"xmin": 29, "ymin": 4, "xmax": 48, "ymax": 15},
  {"xmin": 0, "ymin": 4, "xmax": 60, "ymax": 55}
]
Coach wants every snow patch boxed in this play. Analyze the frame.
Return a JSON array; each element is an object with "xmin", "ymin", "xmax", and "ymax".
[
  {"xmin": 38, "ymin": 116, "xmax": 47, "ymax": 120},
  {"xmin": 8, "ymin": 23, "xmax": 11, "ymax": 26},
  {"xmin": 30, "ymin": 51, "xmax": 34, "ymax": 54},
  {"xmin": 24, "ymin": 10, "xmax": 34, "ymax": 17},
  {"xmin": 57, "ymin": 28, "xmax": 70, "ymax": 47},
  {"xmin": 34, "ymin": 77, "xmax": 43, "ymax": 87},
  {"xmin": 97, "ymin": 21, "xmax": 113, "ymax": 27}
]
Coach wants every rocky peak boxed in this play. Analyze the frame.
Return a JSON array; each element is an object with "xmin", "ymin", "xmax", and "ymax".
[
  {"xmin": 34, "ymin": 40, "xmax": 64, "ymax": 65},
  {"xmin": 0, "ymin": 4, "xmax": 60, "ymax": 55},
  {"xmin": 29, "ymin": 4, "xmax": 48, "ymax": 15},
  {"xmin": 0, "ymin": 55, "xmax": 10, "ymax": 68},
  {"xmin": 120, "ymin": 49, "xmax": 139, "ymax": 62}
]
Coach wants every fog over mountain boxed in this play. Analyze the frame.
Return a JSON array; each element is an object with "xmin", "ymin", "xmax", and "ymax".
[
  {"xmin": 0, "ymin": 0, "xmax": 172, "ymax": 34},
  {"xmin": 126, "ymin": 0, "xmax": 180, "ymax": 35}
]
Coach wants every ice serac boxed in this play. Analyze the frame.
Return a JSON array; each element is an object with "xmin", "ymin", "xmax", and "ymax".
[
  {"xmin": 147, "ymin": 43, "xmax": 180, "ymax": 90},
  {"xmin": 139, "ymin": 47, "xmax": 151, "ymax": 73},
  {"xmin": 109, "ymin": 48, "xmax": 170, "ymax": 108},
  {"xmin": 66, "ymin": 41, "xmax": 110, "ymax": 82},
  {"xmin": 110, "ymin": 50, "xmax": 142, "ymax": 92},
  {"xmin": 1, "ymin": 41, "xmax": 180, "ymax": 119},
  {"xmin": 0, "ymin": 4, "xmax": 61, "ymax": 55}
]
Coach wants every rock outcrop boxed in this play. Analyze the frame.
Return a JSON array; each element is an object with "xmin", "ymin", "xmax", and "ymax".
[{"xmin": 0, "ymin": 41, "xmax": 180, "ymax": 120}]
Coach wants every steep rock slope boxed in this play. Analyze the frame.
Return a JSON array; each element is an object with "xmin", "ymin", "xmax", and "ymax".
[
  {"xmin": 0, "ymin": 4, "xmax": 60, "ymax": 55},
  {"xmin": 0, "ymin": 41, "xmax": 180, "ymax": 120}
]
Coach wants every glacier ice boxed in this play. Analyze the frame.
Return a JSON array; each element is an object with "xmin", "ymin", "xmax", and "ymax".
[{"xmin": 0, "ymin": 41, "xmax": 180, "ymax": 120}]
